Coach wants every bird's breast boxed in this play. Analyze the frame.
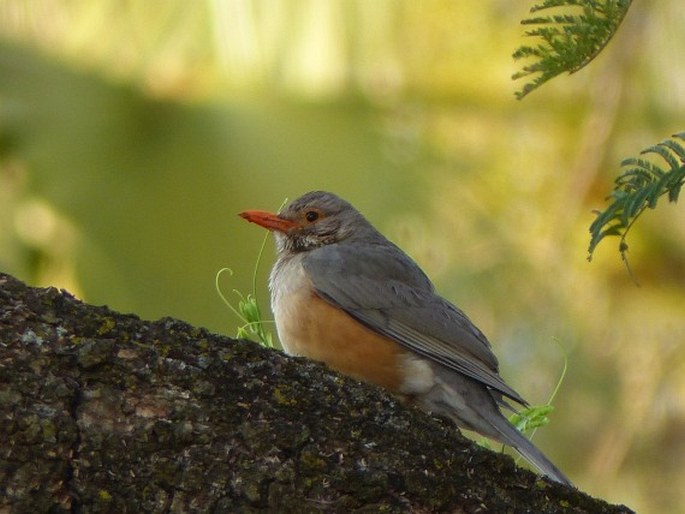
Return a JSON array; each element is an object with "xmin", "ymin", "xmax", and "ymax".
[{"xmin": 269, "ymin": 255, "xmax": 429, "ymax": 393}]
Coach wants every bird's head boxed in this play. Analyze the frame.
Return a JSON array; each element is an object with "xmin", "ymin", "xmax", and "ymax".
[{"xmin": 239, "ymin": 191, "xmax": 375, "ymax": 253}]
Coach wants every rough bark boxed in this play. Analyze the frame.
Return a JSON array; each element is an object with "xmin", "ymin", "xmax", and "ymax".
[{"xmin": 0, "ymin": 272, "xmax": 632, "ymax": 513}]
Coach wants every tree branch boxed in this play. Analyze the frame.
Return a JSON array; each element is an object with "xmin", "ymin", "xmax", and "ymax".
[{"xmin": 0, "ymin": 273, "xmax": 632, "ymax": 513}]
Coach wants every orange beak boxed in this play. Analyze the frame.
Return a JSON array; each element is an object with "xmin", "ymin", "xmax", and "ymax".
[{"xmin": 239, "ymin": 210, "xmax": 298, "ymax": 233}]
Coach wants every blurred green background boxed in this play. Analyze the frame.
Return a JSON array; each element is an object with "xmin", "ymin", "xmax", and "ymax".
[{"xmin": 1, "ymin": 1, "xmax": 684, "ymax": 511}]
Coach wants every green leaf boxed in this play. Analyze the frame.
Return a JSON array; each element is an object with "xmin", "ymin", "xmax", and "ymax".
[
  {"xmin": 588, "ymin": 133, "xmax": 685, "ymax": 260},
  {"xmin": 643, "ymin": 143, "xmax": 681, "ymax": 171},
  {"xmin": 513, "ymin": 0, "xmax": 633, "ymax": 99},
  {"xmin": 658, "ymin": 138, "xmax": 685, "ymax": 163},
  {"xmin": 215, "ymin": 198, "xmax": 289, "ymax": 348},
  {"xmin": 511, "ymin": 405, "xmax": 554, "ymax": 433}
]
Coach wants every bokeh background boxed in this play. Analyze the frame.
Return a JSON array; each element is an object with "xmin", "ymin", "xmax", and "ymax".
[{"xmin": 1, "ymin": 1, "xmax": 684, "ymax": 511}]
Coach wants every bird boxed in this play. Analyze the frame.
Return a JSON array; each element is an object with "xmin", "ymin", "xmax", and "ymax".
[{"xmin": 239, "ymin": 190, "xmax": 572, "ymax": 486}]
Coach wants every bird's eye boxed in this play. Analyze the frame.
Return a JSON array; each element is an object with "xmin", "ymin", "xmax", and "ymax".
[{"xmin": 305, "ymin": 210, "xmax": 319, "ymax": 222}]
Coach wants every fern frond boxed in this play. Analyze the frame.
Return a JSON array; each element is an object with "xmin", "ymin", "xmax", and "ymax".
[
  {"xmin": 588, "ymin": 133, "xmax": 685, "ymax": 260},
  {"xmin": 513, "ymin": 0, "xmax": 633, "ymax": 99}
]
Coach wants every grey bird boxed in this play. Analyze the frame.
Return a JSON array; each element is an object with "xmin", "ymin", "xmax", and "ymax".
[{"xmin": 239, "ymin": 190, "xmax": 572, "ymax": 486}]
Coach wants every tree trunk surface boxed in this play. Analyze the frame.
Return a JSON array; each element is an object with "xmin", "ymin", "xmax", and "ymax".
[{"xmin": 0, "ymin": 273, "xmax": 632, "ymax": 513}]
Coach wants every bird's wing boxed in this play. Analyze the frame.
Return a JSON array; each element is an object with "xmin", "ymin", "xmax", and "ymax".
[{"xmin": 303, "ymin": 243, "xmax": 526, "ymax": 404}]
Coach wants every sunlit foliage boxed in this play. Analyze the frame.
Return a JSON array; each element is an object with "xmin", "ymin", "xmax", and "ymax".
[
  {"xmin": 589, "ymin": 133, "xmax": 685, "ymax": 261},
  {"xmin": 513, "ymin": 0, "xmax": 633, "ymax": 99}
]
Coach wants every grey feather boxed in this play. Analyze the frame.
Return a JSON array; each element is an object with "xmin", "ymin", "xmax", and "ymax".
[{"xmin": 302, "ymin": 243, "xmax": 527, "ymax": 405}]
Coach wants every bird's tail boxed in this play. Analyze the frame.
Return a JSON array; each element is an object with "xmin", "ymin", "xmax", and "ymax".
[
  {"xmin": 490, "ymin": 417, "xmax": 573, "ymax": 487},
  {"xmin": 422, "ymin": 366, "xmax": 572, "ymax": 486},
  {"xmin": 425, "ymin": 368, "xmax": 573, "ymax": 486}
]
